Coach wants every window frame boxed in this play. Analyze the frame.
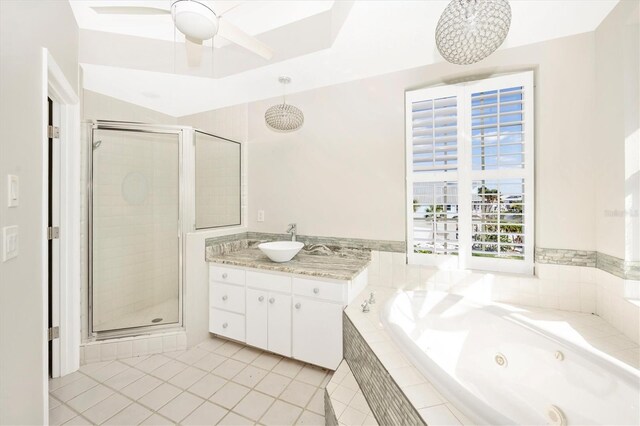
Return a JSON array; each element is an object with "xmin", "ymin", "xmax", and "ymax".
[{"xmin": 406, "ymin": 71, "xmax": 534, "ymax": 274}]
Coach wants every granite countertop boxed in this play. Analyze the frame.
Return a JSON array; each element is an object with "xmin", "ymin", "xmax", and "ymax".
[{"xmin": 206, "ymin": 241, "xmax": 371, "ymax": 281}]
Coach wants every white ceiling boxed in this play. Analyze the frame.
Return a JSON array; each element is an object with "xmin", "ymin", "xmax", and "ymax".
[
  {"xmin": 69, "ymin": 1, "xmax": 335, "ymax": 44},
  {"xmin": 78, "ymin": 0, "xmax": 620, "ymax": 117}
]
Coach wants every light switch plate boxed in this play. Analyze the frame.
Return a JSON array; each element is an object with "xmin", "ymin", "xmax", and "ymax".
[
  {"xmin": 7, "ymin": 175, "xmax": 18, "ymax": 207},
  {"xmin": 2, "ymin": 226, "xmax": 18, "ymax": 262}
]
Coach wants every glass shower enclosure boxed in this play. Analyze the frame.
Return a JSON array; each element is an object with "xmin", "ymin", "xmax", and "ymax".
[{"xmin": 89, "ymin": 122, "xmax": 184, "ymax": 337}]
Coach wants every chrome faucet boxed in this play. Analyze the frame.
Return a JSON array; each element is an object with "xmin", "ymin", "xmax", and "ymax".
[
  {"xmin": 368, "ymin": 292, "xmax": 376, "ymax": 304},
  {"xmin": 361, "ymin": 300, "xmax": 370, "ymax": 313},
  {"xmin": 286, "ymin": 223, "xmax": 297, "ymax": 242}
]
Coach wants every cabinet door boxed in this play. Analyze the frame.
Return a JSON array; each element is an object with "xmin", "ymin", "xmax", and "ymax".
[
  {"xmin": 292, "ymin": 296, "xmax": 343, "ymax": 370},
  {"xmin": 246, "ymin": 288, "xmax": 268, "ymax": 350},
  {"xmin": 267, "ymin": 293, "xmax": 292, "ymax": 357}
]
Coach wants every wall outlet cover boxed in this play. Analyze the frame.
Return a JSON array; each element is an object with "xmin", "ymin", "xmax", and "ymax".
[{"xmin": 257, "ymin": 210, "xmax": 265, "ymax": 222}]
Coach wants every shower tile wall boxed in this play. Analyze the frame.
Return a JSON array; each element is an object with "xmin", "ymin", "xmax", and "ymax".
[{"xmin": 92, "ymin": 131, "xmax": 179, "ymax": 332}]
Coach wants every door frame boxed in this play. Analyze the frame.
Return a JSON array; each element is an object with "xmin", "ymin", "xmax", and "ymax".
[
  {"xmin": 48, "ymin": 96, "xmax": 61, "ymax": 378},
  {"xmin": 42, "ymin": 48, "xmax": 80, "ymax": 381}
]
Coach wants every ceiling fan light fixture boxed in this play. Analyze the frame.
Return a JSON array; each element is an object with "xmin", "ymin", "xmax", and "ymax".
[
  {"xmin": 171, "ymin": 0, "xmax": 218, "ymax": 41},
  {"xmin": 265, "ymin": 76, "xmax": 305, "ymax": 132}
]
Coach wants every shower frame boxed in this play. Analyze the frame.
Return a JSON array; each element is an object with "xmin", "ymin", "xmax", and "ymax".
[{"xmin": 88, "ymin": 120, "xmax": 188, "ymax": 340}]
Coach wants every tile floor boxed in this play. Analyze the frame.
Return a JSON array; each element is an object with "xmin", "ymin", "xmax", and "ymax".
[
  {"xmin": 326, "ymin": 361, "xmax": 377, "ymax": 426},
  {"xmin": 50, "ymin": 337, "xmax": 330, "ymax": 425}
]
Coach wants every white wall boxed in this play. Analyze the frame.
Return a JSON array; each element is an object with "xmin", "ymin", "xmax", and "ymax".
[
  {"xmin": 0, "ymin": 1, "xmax": 79, "ymax": 423},
  {"xmin": 594, "ymin": 1, "xmax": 640, "ymax": 261},
  {"xmin": 179, "ymin": 105, "xmax": 249, "ymax": 347},
  {"xmin": 244, "ymin": 32, "xmax": 598, "ymax": 250}
]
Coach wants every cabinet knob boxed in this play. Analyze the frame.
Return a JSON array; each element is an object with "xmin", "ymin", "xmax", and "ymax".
[
  {"xmin": 269, "ymin": 297, "xmax": 275, "ymax": 304},
  {"xmin": 222, "ymin": 322, "xmax": 228, "ymax": 329},
  {"xmin": 295, "ymin": 303, "xmax": 301, "ymax": 309},
  {"xmin": 222, "ymin": 295, "xmax": 228, "ymax": 301},
  {"xmin": 258, "ymin": 296, "xmax": 264, "ymax": 302},
  {"xmin": 222, "ymin": 273, "xmax": 228, "ymax": 279},
  {"xmin": 313, "ymin": 288, "xmax": 319, "ymax": 294}
]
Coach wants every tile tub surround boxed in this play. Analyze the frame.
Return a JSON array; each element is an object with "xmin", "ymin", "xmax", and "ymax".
[
  {"xmin": 596, "ymin": 252, "xmax": 640, "ymax": 281},
  {"xmin": 325, "ymin": 361, "xmax": 378, "ymax": 426},
  {"xmin": 324, "ymin": 389, "xmax": 339, "ymax": 426},
  {"xmin": 343, "ymin": 285, "xmax": 640, "ymax": 426},
  {"xmin": 207, "ymin": 242, "xmax": 371, "ymax": 281},
  {"xmin": 535, "ymin": 247, "xmax": 597, "ymax": 267},
  {"xmin": 54, "ymin": 336, "xmax": 329, "ymax": 425},
  {"xmin": 535, "ymin": 247, "xmax": 640, "ymax": 280},
  {"xmin": 343, "ymin": 310, "xmax": 429, "ymax": 426},
  {"xmin": 368, "ymin": 250, "xmax": 640, "ymax": 344},
  {"xmin": 81, "ymin": 331, "xmax": 188, "ymax": 365}
]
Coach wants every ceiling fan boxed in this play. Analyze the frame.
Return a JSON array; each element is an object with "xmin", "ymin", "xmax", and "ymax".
[{"xmin": 91, "ymin": 0, "xmax": 274, "ymax": 67}]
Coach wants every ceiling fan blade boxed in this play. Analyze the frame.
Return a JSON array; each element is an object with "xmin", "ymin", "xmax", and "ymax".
[
  {"xmin": 91, "ymin": 6, "xmax": 170, "ymax": 15},
  {"xmin": 217, "ymin": 18, "xmax": 274, "ymax": 60},
  {"xmin": 185, "ymin": 36, "xmax": 204, "ymax": 68},
  {"xmin": 215, "ymin": 1, "xmax": 245, "ymax": 16}
]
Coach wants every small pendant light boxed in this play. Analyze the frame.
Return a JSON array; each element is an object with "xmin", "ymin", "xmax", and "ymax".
[{"xmin": 264, "ymin": 76, "xmax": 304, "ymax": 132}]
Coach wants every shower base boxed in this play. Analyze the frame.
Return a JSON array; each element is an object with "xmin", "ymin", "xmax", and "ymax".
[{"xmin": 93, "ymin": 298, "xmax": 179, "ymax": 333}]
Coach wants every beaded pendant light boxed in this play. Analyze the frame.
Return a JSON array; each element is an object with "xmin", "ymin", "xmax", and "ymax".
[
  {"xmin": 264, "ymin": 76, "xmax": 304, "ymax": 132},
  {"xmin": 435, "ymin": 0, "xmax": 512, "ymax": 65}
]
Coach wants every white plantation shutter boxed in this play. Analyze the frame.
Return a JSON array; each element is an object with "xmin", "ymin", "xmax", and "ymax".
[
  {"xmin": 412, "ymin": 96, "xmax": 458, "ymax": 173},
  {"xmin": 412, "ymin": 182, "xmax": 459, "ymax": 256},
  {"xmin": 471, "ymin": 179, "xmax": 525, "ymax": 260},
  {"xmin": 471, "ymin": 86, "xmax": 525, "ymax": 170},
  {"xmin": 407, "ymin": 72, "xmax": 534, "ymax": 274}
]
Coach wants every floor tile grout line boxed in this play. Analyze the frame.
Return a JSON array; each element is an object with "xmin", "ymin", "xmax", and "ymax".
[
  {"xmin": 52, "ymin": 338, "xmax": 331, "ymax": 425},
  {"xmin": 56, "ymin": 360, "xmax": 327, "ymax": 425}
]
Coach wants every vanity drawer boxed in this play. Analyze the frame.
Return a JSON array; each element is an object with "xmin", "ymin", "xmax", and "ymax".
[
  {"xmin": 246, "ymin": 270, "xmax": 292, "ymax": 293},
  {"xmin": 292, "ymin": 277, "xmax": 345, "ymax": 303},
  {"xmin": 210, "ymin": 265, "xmax": 245, "ymax": 286},
  {"xmin": 210, "ymin": 308, "xmax": 245, "ymax": 342},
  {"xmin": 211, "ymin": 282, "xmax": 245, "ymax": 314}
]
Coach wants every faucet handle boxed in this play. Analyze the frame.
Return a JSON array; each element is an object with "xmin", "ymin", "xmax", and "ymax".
[
  {"xmin": 361, "ymin": 300, "xmax": 370, "ymax": 313},
  {"xmin": 368, "ymin": 292, "xmax": 376, "ymax": 304}
]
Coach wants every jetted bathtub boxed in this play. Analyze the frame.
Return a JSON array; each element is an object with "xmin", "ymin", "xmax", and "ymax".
[{"xmin": 381, "ymin": 291, "xmax": 640, "ymax": 425}]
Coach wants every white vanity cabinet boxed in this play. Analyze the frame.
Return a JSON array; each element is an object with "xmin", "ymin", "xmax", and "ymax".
[
  {"xmin": 245, "ymin": 288, "xmax": 292, "ymax": 357},
  {"xmin": 245, "ymin": 288, "xmax": 268, "ymax": 349},
  {"xmin": 292, "ymin": 295, "xmax": 343, "ymax": 369},
  {"xmin": 209, "ymin": 266, "xmax": 246, "ymax": 342},
  {"xmin": 209, "ymin": 263, "xmax": 368, "ymax": 370},
  {"xmin": 266, "ymin": 293, "xmax": 292, "ymax": 357}
]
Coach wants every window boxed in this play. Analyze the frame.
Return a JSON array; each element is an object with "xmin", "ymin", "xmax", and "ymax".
[
  {"xmin": 406, "ymin": 72, "xmax": 534, "ymax": 274},
  {"xmin": 195, "ymin": 131, "xmax": 241, "ymax": 229}
]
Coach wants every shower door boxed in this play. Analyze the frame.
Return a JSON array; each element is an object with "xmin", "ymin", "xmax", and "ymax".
[{"xmin": 90, "ymin": 126, "xmax": 181, "ymax": 335}]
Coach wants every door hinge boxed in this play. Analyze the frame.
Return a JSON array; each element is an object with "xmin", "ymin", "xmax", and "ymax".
[
  {"xmin": 48, "ymin": 125, "xmax": 60, "ymax": 139},
  {"xmin": 47, "ymin": 226, "xmax": 60, "ymax": 240},
  {"xmin": 48, "ymin": 326, "xmax": 59, "ymax": 341}
]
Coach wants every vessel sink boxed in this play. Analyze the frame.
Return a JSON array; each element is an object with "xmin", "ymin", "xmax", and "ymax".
[{"xmin": 258, "ymin": 241, "xmax": 304, "ymax": 263}]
